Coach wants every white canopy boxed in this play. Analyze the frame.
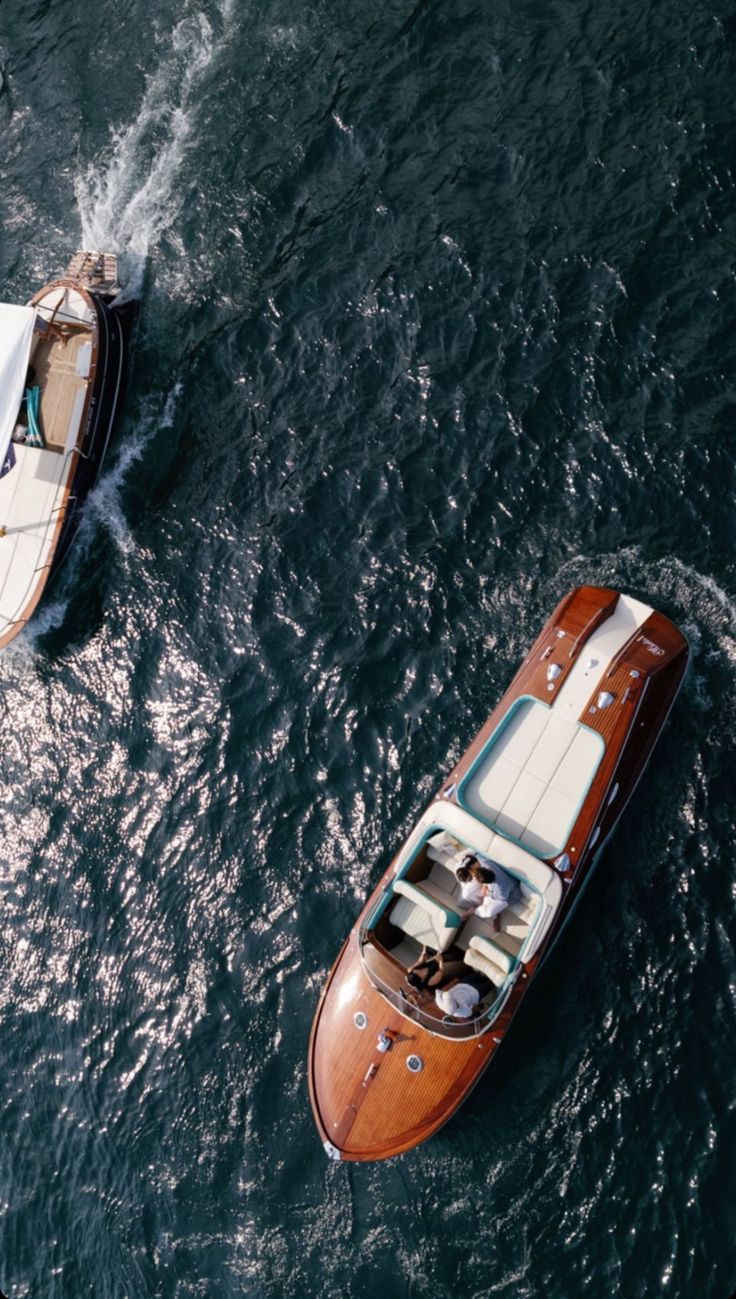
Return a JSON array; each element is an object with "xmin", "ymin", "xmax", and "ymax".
[{"xmin": 0, "ymin": 304, "xmax": 36, "ymax": 472}]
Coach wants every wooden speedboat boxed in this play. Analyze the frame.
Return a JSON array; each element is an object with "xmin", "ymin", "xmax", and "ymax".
[
  {"xmin": 0, "ymin": 251, "xmax": 136, "ymax": 647},
  {"xmin": 308, "ymin": 586, "xmax": 688, "ymax": 1161}
]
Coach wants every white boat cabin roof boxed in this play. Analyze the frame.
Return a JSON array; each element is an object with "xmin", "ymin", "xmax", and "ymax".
[{"xmin": 0, "ymin": 304, "xmax": 36, "ymax": 472}]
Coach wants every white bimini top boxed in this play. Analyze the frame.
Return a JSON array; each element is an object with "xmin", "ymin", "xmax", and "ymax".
[{"xmin": 0, "ymin": 304, "xmax": 36, "ymax": 470}]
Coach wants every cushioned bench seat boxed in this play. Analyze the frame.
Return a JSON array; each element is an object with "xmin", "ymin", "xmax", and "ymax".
[
  {"xmin": 463, "ymin": 945, "xmax": 509, "ymax": 987},
  {"xmin": 389, "ymin": 829, "xmax": 543, "ymax": 970},
  {"xmin": 456, "ymin": 914, "xmax": 520, "ymax": 987},
  {"xmin": 429, "ymin": 840, "xmax": 541, "ymax": 948},
  {"xmin": 459, "ymin": 699, "xmax": 605, "ymax": 858},
  {"xmin": 499, "ymin": 890, "xmax": 538, "ymax": 941},
  {"xmin": 389, "ymin": 879, "xmax": 462, "ymax": 952}
]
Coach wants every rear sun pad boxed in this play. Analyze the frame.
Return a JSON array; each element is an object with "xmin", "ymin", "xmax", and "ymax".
[{"xmin": 458, "ymin": 697, "xmax": 604, "ymax": 858}]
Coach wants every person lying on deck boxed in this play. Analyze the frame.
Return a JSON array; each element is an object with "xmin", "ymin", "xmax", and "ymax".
[{"xmin": 455, "ymin": 854, "xmax": 521, "ymax": 929}]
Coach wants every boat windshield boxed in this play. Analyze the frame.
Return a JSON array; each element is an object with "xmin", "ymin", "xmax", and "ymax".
[{"xmin": 360, "ymin": 936, "xmax": 509, "ymax": 1040}]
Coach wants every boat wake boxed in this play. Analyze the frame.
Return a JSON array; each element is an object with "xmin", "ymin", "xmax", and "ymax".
[
  {"xmin": 0, "ymin": 383, "xmax": 182, "ymax": 670},
  {"xmin": 555, "ymin": 546, "xmax": 736, "ymax": 720},
  {"xmin": 74, "ymin": 1, "xmax": 234, "ymax": 295},
  {"xmin": 84, "ymin": 381, "xmax": 182, "ymax": 555},
  {"xmin": 557, "ymin": 545, "xmax": 736, "ymax": 632}
]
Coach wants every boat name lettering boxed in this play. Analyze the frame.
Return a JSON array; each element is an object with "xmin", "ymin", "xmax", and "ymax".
[{"xmin": 637, "ymin": 635, "xmax": 665, "ymax": 656}]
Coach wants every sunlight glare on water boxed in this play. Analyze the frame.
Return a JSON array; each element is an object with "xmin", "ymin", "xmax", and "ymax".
[{"xmin": 0, "ymin": 0, "xmax": 733, "ymax": 1296}]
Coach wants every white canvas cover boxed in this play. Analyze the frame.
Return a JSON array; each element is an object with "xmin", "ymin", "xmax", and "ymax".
[{"xmin": 0, "ymin": 304, "xmax": 36, "ymax": 473}]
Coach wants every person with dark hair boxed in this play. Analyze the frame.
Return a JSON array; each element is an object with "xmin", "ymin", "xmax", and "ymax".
[
  {"xmin": 403, "ymin": 949, "xmax": 493, "ymax": 1020},
  {"xmin": 404, "ymin": 947, "xmax": 465, "ymax": 992},
  {"xmin": 455, "ymin": 853, "xmax": 521, "ymax": 928}
]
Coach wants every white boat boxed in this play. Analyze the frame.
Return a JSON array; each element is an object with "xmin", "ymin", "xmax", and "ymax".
[{"xmin": 0, "ymin": 251, "xmax": 136, "ymax": 647}]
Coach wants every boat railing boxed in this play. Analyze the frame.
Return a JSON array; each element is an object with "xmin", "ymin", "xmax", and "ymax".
[{"xmin": 360, "ymin": 944, "xmax": 493, "ymax": 1041}]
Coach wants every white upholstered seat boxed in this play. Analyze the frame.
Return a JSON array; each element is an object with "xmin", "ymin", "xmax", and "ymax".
[{"xmin": 389, "ymin": 879, "xmax": 461, "ymax": 952}]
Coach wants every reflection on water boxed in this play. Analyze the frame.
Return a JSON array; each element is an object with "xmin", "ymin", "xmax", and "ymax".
[{"xmin": 0, "ymin": 0, "xmax": 733, "ymax": 1295}]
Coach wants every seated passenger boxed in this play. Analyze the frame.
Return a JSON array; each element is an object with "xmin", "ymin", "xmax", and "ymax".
[
  {"xmin": 434, "ymin": 968, "xmax": 493, "ymax": 1020},
  {"xmin": 405, "ymin": 947, "xmax": 465, "ymax": 993},
  {"xmin": 455, "ymin": 853, "xmax": 521, "ymax": 929}
]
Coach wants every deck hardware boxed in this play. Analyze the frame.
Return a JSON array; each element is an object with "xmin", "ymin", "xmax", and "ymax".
[
  {"xmin": 377, "ymin": 1030, "xmax": 393, "ymax": 1053},
  {"xmin": 630, "ymin": 669, "xmax": 640, "ymax": 678},
  {"xmin": 541, "ymin": 646, "xmax": 552, "ymax": 659},
  {"xmin": 406, "ymin": 1055, "xmax": 424, "ymax": 1073},
  {"xmin": 323, "ymin": 1140, "xmax": 342, "ymax": 1161},
  {"xmin": 546, "ymin": 663, "xmax": 561, "ymax": 682},
  {"xmin": 586, "ymin": 657, "xmax": 599, "ymax": 669},
  {"xmin": 597, "ymin": 691, "xmax": 614, "ymax": 709},
  {"xmin": 354, "ymin": 1011, "xmax": 368, "ymax": 1031},
  {"xmin": 556, "ymin": 629, "xmax": 565, "ymax": 638},
  {"xmin": 553, "ymin": 853, "xmax": 571, "ymax": 873}
]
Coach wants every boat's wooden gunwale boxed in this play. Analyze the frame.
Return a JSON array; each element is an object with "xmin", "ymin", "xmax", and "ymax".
[{"xmin": 308, "ymin": 587, "xmax": 688, "ymax": 1161}]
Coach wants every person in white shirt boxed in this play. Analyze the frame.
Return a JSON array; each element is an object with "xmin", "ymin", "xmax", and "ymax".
[
  {"xmin": 455, "ymin": 854, "xmax": 521, "ymax": 929},
  {"xmin": 434, "ymin": 969, "xmax": 492, "ymax": 1019}
]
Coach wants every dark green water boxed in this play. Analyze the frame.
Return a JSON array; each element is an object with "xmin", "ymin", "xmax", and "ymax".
[{"xmin": 0, "ymin": 1, "xmax": 734, "ymax": 1295}]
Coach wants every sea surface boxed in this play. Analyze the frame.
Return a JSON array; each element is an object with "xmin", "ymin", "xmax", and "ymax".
[{"xmin": 0, "ymin": 1, "xmax": 734, "ymax": 1295}]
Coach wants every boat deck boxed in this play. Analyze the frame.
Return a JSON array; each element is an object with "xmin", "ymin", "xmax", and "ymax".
[
  {"xmin": 31, "ymin": 328, "xmax": 93, "ymax": 452},
  {"xmin": 0, "ymin": 301, "xmax": 97, "ymax": 642},
  {"xmin": 0, "ymin": 442, "xmax": 73, "ymax": 635}
]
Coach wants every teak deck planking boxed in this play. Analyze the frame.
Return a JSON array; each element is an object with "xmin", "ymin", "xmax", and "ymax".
[{"xmin": 32, "ymin": 328, "xmax": 92, "ymax": 453}]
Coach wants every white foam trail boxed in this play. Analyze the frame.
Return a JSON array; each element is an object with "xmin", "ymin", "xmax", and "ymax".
[
  {"xmin": 85, "ymin": 381, "xmax": 183, "ymax": 554},
  {"xmin": 555, "ymin": 546, "xmax": 736, "ymax": 671},
  {"xmin": 0, "ymin": 384, "xmax": 182, "ymax": 668},
  {"xmin": 0, "ymin": 596, "xmax": 70, "ymax": 673},
  {"xmin": 74, "ymin": 4, "xmax": 232, "ymax": 291}
]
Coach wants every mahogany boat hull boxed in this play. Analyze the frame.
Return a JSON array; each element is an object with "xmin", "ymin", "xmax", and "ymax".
[{"xmin": 308, "ymin": 587, "xmax": 689, "ymax": 1162}]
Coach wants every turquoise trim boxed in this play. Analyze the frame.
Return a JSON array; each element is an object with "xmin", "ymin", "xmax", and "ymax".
[
  {"xmin": 364, "ymin": 825, "xmax": 444, "ymax": 930},
  {"xmin": 456, "ymin": 695, "xmax": 605, "ymax": 860},
  {"xmin": 393, "ymin": 878, "xmax": 462, "ymax": 926},
  {"xmin": 364, "ymin": 821, "xmax": 545, "ymax": 959}
]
